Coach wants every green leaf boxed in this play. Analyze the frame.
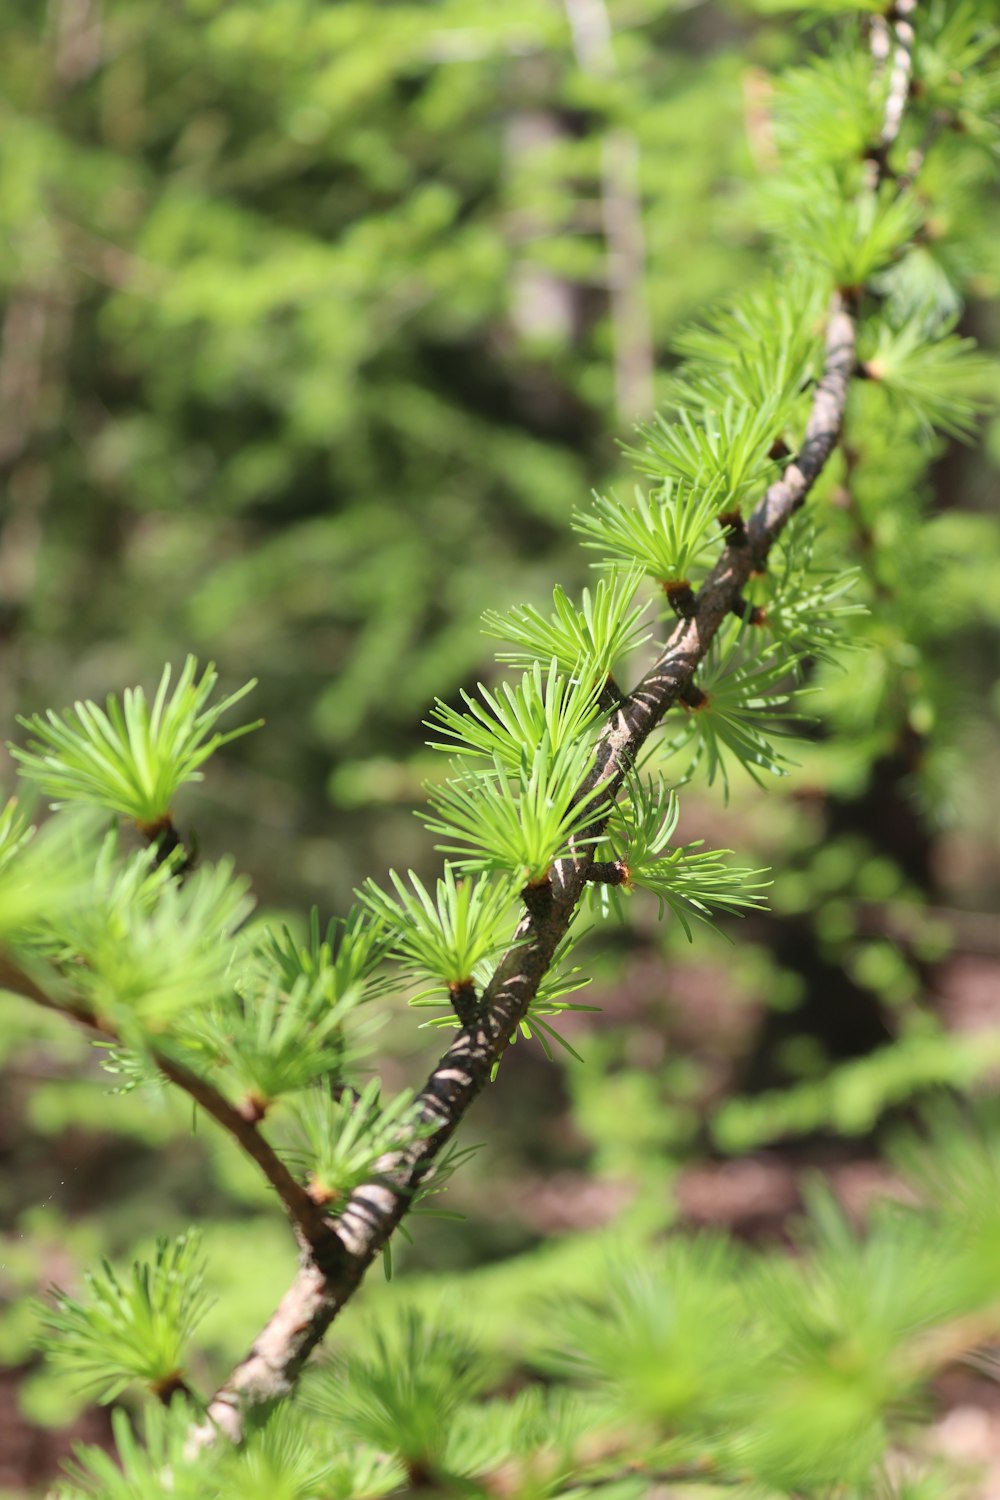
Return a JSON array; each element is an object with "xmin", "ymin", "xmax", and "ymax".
[
  {"xmin": 669, "ymin": 274, "xmax": 825, "ymax": 413},
  {"xmin": 426, "ymin": 660, "xmax": 604, "ymax": 771},
  {"xmin": 422, "ymin": 739, "xmax": 610, "ymax": 886},
  {"xmin": 182, "ymin": 970, "xmax": 371, "ymax": 1109},
  {"xmin": 860, "ymin": 317, "xmax": 996, "ymax": 439},
  {"xmin": 300, "ymin": 1311, "xmax": 490, "ymax": 1474},
  {"xmin": 772, "ymin": 48, "xmax": 883, "ymax": 170},
  {"xmin": 549, "ymin": 1241, "xmax": 753, "ymax": 1429},
  {"xmin": 628, "ymin": 397, "xmax": 786, "ymax": 512},
  {"xmin": 281, "ymin": 1080, "xmax": 425, "ymax": 1209},
  {"xmin": 763, "ymin": 178, "xmax": 923, "ymax": 288},
  {"xmin": 604, "ymin": 777, "xmax": 770, "ymax": 938},
  {"xmin": 256, "ymin": 904, "xmax": 393, "ymax": 1009},
  {"xmin": 760, "ymin": 516, "xmax": 866, "ymax": 662},
  {"xmin": 58, "ymin": 1404, "xmax": 208, "ymax": 1500},
  {"xmin": 358, "ymin": 865, "xmax": 518, "ymax": 988},
  {"xmin": 657, "ymin": 638, "xmax": 805, "ymax": 797},
  {"xmin": 573, "ymin": 481, "xmax": 723, "ymax": 587},
  {"xmin": 481, "ymin": 570, "xmax": 651, "ymax": 683},
  {"xmin": 414, "ymin": 926, "xmax": 598, "ymax": 1061},
  {"xmin": 37, "ymin": 1233, "xmax": 211, "ymax": 1403},
  {"xmin": 0, "ymin": 802, "xmax": 96, "ymax": 943},
  {"xmin": 46, "ymin": 841, "xmax": 254, "ymax": 1029},
  {"xmin": 11, "ymin": 657, "xmax": 261, "ymax": 825}
]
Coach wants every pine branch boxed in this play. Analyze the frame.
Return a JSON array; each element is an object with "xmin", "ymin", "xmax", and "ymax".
[
  {"xmin": 0, "ymin": 953, "xmax": 335, "ymax": 1251},
  {"xmin": 27, "ymin": 3, "xmax": 920, "ymax": 1452},
  {"xmin": 189, "ymin": 289, "xmax": 859, "ymax": 1449},
  {"xmin": 872, "ymin": 0, "xmax": 918, "ymax": 160}
]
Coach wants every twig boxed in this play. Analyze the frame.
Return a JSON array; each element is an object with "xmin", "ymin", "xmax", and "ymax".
[
  {"xmin": 190, "ymin": 291, "xmax": 859, "ymax": 1450},
  {"xmin": 0, "ymin": 954, "xmax": 335, "ymax": 1252},
  {"xmin": 190, "ymin": 12, "xmax": 927, "ymax": 1424},
  {"xmin": 121, "ymin": 6, "xmax": 926, "ymax": 1448},
  {"xmin": 880, "ymin": 1, "xmax": 918, "ymax": 156}
]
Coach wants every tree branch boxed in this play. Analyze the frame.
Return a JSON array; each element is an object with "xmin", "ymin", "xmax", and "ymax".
[
  {"xmin": 190, "ymin": 290, "xmax": 858, "ymax": 1449},
  {"xmin": 879, "ymin": 0, "xmax": 918, "ymax": 156},
  {"xmin": 0, "ymin": 954, "xmax": 335, "ymax": 1252},
  {"xmin": 177, "ymin": 11, "xmax": 922, "ymax": 1445}
]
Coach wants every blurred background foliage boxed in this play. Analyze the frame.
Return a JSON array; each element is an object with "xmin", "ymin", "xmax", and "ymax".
[{"xmin": 0, "ymin": 0, "xmax": 998, "ymax": 1492}]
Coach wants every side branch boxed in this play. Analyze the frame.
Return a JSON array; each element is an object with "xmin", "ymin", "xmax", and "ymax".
[
  {"xmin": 875, "ymin": 0, "xmax": 918, "ymax": 157},
  {"xmin": 0, "ymin": 954, "xmax": 335, "ymax": 1252},
  {"xmin": 193, "ymin": 292, "xmax": 858, "ymax": 1448}
]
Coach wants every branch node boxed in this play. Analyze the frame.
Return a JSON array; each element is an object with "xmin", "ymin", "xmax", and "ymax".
[
  {"xmin": 136, "ymin": 814, "xmax": 197, "ymax": 873},
  {"xmin": 661, "ymin": 579, "xmax": 697, "ymax": 617},
  {"xmin": 731, "ymin": 599, "xmax": 768, "ymax": 626},
  {"xmin": 237, "ymin": 1093, "xmax": 269, "ymax": 1125},
  {"xmin": 717, "ymin": 509, "xmax": 747, "ymax": 546},
  {"xmin": 521, "ymin": 875, "xmax": 554, "ymax": 921},
  {"xmin": 680, "ymin": 682, "xmax": 709, "ymax": 712},
  {"xmin": 448, "ymin": 979, "xmax": 480, "ymax": 1027}
]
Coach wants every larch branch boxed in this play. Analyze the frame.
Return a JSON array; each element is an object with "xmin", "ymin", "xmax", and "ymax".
[
  {"xmin": 195, "ymin": 4, "xmax": 922, "ymax": 1447},
  {"xmin": 191, "ymin": 292, "xmax": 858, "ymax": 1449},
  {"xmin": 0, "ymin": 953, "xmax": 334, "ymax": 1251}
]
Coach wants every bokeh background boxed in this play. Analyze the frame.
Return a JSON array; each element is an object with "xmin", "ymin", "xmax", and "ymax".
[{"xmin": 1, "ymin": 0, "xmax": 999, "ymax": 1492}]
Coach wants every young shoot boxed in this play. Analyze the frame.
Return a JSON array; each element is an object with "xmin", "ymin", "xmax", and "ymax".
[
  {"xmin": 11, "ymin": 657, "xmax": 261, "ymax": 831},
  {"xmin": 573, "ymin": 481, "xmax": 723, "ymax": 591},
  {"xmin": 422, "ymin": 739, "xmax": 610, "ymax": 887},
  {"xmin": 37, "ymin": 1233, "xmax": 212, "ymax": 1404},
  {"xmin": 282, "ymin": 1081, "xmax": 425, "ymax": 1209},
  {"xmin": 426, "ymin": 661, "xmax": 605, "ymax": 772},
  {"xmin": 481, "ymin": 570, "xmax": 651, "ymax": 684},
  {"xmin": 358, "ymin": 866, "xmax": 518, "ymax": 994}
]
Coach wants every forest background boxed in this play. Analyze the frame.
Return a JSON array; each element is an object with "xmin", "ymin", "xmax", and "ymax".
[{"xmin": 1, "ymin": 0, "xmax": 999, "ymax": 1494}]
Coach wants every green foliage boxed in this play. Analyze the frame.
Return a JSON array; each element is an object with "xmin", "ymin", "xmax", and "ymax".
[
  {"xmin": 57, "ymin": 1403, "xmax": 400, "ymax": 1500},
  {"xmin": 550, "ymin": 1238, "xmax": 752, "ymax": 1428},
  {"xmin": 282, "ymin": 1082, "xmax": 424, "ymax": 1209},
  {"xmin": 184, "ymin": 972, "xmax": 367, "ymax": 1110},
  {"xmin": 53, "ymin": 1119, "xmax": 1000, "ymax": 1498},
  {"xmin": 5, "ymin": 2, "xmax": 1000, "ymax": 1497},
  {"xmin": 629, "ymin": 398, "xmax": 784, "ymax": 513},
  {"xmin": 772, "ymin": 50, "xmax": 883, "ymax": 170},
  {"xmin": 755, "ymin": 516, "xmax": 865, "ymax": 663},
  {"xmin": 776, "ymin": 179, "xmax": 924, "ymax": 288},
  {"xmin": 657, "ymin": 638, "xmax": 804, "ymax": 795},
  {"xmin": 11, "ymin": 658, "xmax": 260, "ymax": 825},
  {"xmin": 358, "ymin": 866, "xmax": 516, "ymax": 989},
  {"xmin": 39, "ymin": 843, "xmax": 254, "ymax": 1030},
  {"xmin": 37, "ymin": 1233, "xmax": 211, "ymax": 1403},
  {"xmin": 426, "ymin": 662, "xmax": 605, "ymax": 771},
  {"xmin": 481, "ymin": 572, "xmax": 651, "ymax": 683},
  {"xmin": 667, "ymin": 275, "xmax": 824, "ymax": 413},
  {"xmin": 602, "ymin": 777, "xmax": 771, "ymax": 936},
  {"xmin": 57, "ymin": 1405, "xmax": 206, "ymax": 1500},
  {"xmin": 574, "ymin": 481, "xmax": 723, "ymax": 587},
  {"xmin": 257, "ymin": 907, "xmax": 393, "ymax": 1010},
  {"xmin": 413, "ymin": 925, "xmax": 599, "ymax": 1062},
  {"xmin": 859, "ymin": 317, "xmax": 996, "ymax": 439},
  {"xmin": 422, "ymin": 739, "xmax": 610, "ymax": 885},
  {"xmin": 301, "ymin": 1312, "xmax": 490, "ymax": 1479},
  {"xmin": 0, "ymin": 802, "xmax": 95, "ymax": 941}
]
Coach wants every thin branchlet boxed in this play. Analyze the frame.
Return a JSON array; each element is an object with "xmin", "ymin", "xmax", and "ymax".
[
  {"xmin": 188, "ymin": 285, "xmax": 862, "ymax": 1448},
  {"xmin": 0, "ymin": 955, "xmax": 334, "ymax": 1250},
  {"xmin": 192, "ymin": 24, "xmax": 924, "ymax": 1423}
]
